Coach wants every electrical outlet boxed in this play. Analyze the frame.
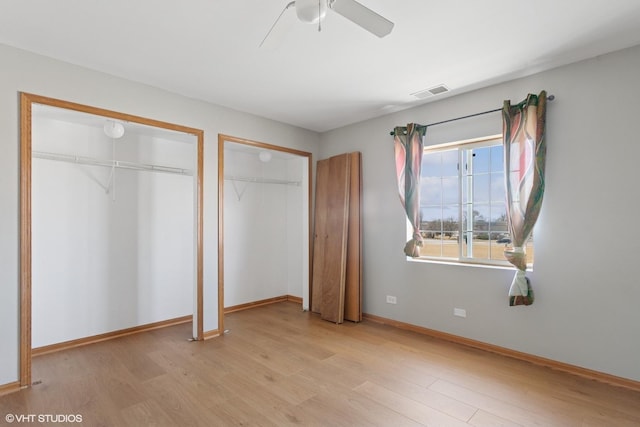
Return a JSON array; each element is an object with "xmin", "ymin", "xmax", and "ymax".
[
  {"xmin": 386, "ymin": 295, "xmax": 397, "ymax": 304},
  {"xmin": 453, "ymin": 308, "xmax": 467, "ymax": 318}
]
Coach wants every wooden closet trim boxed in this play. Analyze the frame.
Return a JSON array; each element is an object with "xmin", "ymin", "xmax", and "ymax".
[
  {"xmin": 19, "ymin": 92, "xmax": 205, "ymax": 387},
  {"xmin": 217, "ymin": 134, "xmax": 313, "ymax": 335}
]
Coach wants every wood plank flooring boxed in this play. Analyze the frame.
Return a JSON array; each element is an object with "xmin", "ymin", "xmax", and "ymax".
[{"xmin": 1, "ymin": 301, "xmax": 639, "ymax": 426}]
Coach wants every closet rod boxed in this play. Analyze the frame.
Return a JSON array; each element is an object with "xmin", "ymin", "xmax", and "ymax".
[
  {"xmin": 389, "ymin": 94, "xmax": 555, "ymax": 135},
  {"xmin": 32, "ymin": 151, "xmax": 193, "ymax": 176},
  {"xmin": 224, "ymin": 175, "xmax": 301, "ymax": 186}
]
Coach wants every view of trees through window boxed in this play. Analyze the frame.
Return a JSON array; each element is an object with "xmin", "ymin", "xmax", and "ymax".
[{"xmin": 419, "ymin": 138, "xmax": 534, "ymax": 265}]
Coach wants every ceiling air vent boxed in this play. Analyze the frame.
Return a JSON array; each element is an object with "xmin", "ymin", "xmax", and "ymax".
[{"xmin": 411, "ymin": 84, "xmax": 450, "ymax": 99}]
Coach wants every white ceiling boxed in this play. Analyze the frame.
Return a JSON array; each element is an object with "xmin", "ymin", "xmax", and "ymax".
[{"xmin": 2, "ymin": 1, "xmax": 640, "ymax": 132}]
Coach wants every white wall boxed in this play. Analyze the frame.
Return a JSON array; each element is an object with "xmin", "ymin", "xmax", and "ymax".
[
  {"xmin": 319, "ymin": 45, "xmax": 640, "ymax": 382},
  {"xmin": 31, "ymin": 115, "xmax": 194, "ymax": 347},
  {"xmin": 0, "ymin": 43, "xmax": 320, "ymax": 385},
  {"xmin": 223, "ymin": 148, "xmax": 306, "ymax": 307}
]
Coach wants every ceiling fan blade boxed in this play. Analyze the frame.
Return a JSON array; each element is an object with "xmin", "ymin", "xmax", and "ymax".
[
  {"xmin": 329, "ymin": 0, "xmax": 394, "ymax": 37},
  {"xmin": 260, "ymin": 1, "xmax": 296, "ymax": 48}
]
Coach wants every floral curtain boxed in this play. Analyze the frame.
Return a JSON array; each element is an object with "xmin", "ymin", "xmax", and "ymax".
[
  {"xmin": 502, "ymin": 91, "xmax": 547, "ymax": 306},
  {"xmin": 394, "ymin": 124, "xmax": 426, "ymax": 257}
]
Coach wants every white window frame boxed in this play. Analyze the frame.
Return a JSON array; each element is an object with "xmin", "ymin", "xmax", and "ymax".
[{"xmin": 417, "ymin": 134, "xmax": 533, "ymax": 268}]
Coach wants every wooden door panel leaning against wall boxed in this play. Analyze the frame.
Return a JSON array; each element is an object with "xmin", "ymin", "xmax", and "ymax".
[
  {"xmin": 311, "ymin": 152, "xmax": 362, "ymax": 323},
  {"xmin": 344, "ymin": 152, "xmax": 362, "ymax": 322}
]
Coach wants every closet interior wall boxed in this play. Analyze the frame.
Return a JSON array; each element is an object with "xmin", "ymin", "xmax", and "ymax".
[
  {"xmin": 223, "ymin": 144, "xmax": 306, "ymax": 309},
  {"xmin": 31, "ymin": 107, "xmax": 196, "ymax": 348}
]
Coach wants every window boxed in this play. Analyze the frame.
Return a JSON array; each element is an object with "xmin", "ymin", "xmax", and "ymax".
[{"xmin": 418, "ymin": 135, "xmax": 533, "ymax": 266}]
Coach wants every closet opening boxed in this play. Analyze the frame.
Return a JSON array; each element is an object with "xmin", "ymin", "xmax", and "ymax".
[
  {"xmin": 217, "ymin": 134, "xmax": 311, "ymax": 333},
  {"xmin": 19, "ymin": 93, "xmax": 204, "ymax": 387}
]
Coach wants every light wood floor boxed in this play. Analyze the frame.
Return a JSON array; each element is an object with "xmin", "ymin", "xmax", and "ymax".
[{"xmin": 2, "ymin": 301, "xmax": 639, "ymax": 426}]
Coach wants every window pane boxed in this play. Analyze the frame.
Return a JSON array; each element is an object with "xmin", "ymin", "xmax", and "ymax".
[
  {"xmin": 421, "ymin": 177, "xmax": 442, "ymax": 205},
  {"xmin": 441, "ymin": 150, "xmax": 458, "ymax": 177},
  {"xmin": 488, "ymin": 231, "xmax": 501, "ymax": 241},
  {"xmin": 490, "ymin": 172, "xmax": 505, "ymax": 202},
  {"xmin": 443, "ymin": 214, "xmax": 461, "ymax": 259},
  {"xmin": 421, "ymin": 207, "xmax": 442, "ymax": 234},
  {"xmin": 441, "ymin": 216, "xmax": 459, "ymax": 239},
  {"xmin": 471, "ymin": 232, "xmax": 491, "ymax": 258},
  {"xmin": 421, "ymin": 235, "xmax": 459, "ymax": 258},
  {"xmin": 473, "ymin": 174, "xmax": 490, "ymax": 203},
  {"xmin": 440, "ymin": 237, "xmax": 459, "ymax": 258},
  {"xmin": 472, "ymin": 207, "xmax": 490, "ymax": 234},
  {"xmin": 472, "ymin": 147, "xmax": 490, "ymax": 174},
  {"xmin": 422, "ymin": 152, "xmax": 441, "ymax": 177},
  {"xmin": 420, "ymin": 238, "xmax": 442, "ymax": 257},
  {"xmin": 442, "ymin": 177, "xmax": 458, "ymax": 205},
  {"xmin": 491, "ymin": 145, "xmax": 503, "ymax": 172},
  {"xmin": 441, "ymin": 206, "xmax": 459, "ymax": 222},
  {"xmin": 419, "ymin": 138, "xmax": 533, "ymax": 266},
  {"xmin": 490, "ymin": 240, "xmax": 508, "ymax": 261},
  {"xmin": 490, "ymin": 205, "xmax": 508, "ymax": 233}
]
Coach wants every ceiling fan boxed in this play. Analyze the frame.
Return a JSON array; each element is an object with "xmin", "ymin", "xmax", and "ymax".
[{"xmin": 260, "ymin": 0, "xmax": 394, "ymax": 47}]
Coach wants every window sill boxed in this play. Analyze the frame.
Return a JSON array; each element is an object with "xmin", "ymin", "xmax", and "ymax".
[{"xmin": 407, "ymin": 256, "xmax": 533, "ymax": 272}]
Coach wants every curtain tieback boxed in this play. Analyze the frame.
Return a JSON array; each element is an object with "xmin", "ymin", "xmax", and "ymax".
[{"xmin": 504, "ymin": 246, "xmax": 527, "ymax": 271}]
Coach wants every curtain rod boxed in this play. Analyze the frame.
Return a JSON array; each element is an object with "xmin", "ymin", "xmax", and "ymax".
[{"xmin": 389, "ymin": 94, "xmax": 555, "ymax": 136}]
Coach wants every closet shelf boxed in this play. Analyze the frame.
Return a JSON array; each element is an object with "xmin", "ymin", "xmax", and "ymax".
[
  {"xmin": 224, "ymin": 175, "xmax": 300, "ymax": 186},
  {"xmin": 32, "ymin": 150, "xmax": 193, "ymax": 176}
]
